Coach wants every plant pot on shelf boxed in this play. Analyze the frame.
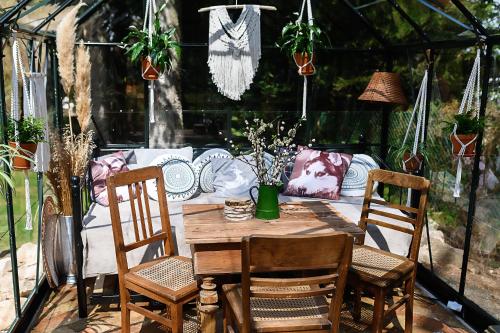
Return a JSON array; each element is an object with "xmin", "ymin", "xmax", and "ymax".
[
  {"xmin": 402, "ymin": 152, "xmax": 423, "ymax": 173},
  {"xmin": 450, "ymin": 133, "xmax": 477, "ymax": 157},
  {"xmin": 141, "ymin": 57, "xmax": 161, "ymax": 80},
  {"xmin": 8, "ymin": 141, "xmax": 37, "ymax": 170},
  {"xmin": 294, "ymin": 52, "xmax": 316, "ymax": 76}
]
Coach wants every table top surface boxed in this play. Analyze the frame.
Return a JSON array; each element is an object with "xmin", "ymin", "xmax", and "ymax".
[{"xmin": 183, "ymin": 201, "xmax": 364, "ymax": 245}]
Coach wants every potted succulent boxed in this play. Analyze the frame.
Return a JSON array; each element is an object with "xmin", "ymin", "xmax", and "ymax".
[
  {"xmin": 123, "ymin": 3, "xmax": 180, "ymax": 80},
  {"xmin": 443, "ymin": 111, "xmax": 485, "ymax": 157},
  {"xmin": 276, "ymin": 20, "xmax": 324, "ymax": 76},
  {"xmin": 393, "ymin": 143, "xmax": 429, "ymax": 174},
  {"xmin": 7, "ymin": 117, "xmax": 45, "ymax": 170}
]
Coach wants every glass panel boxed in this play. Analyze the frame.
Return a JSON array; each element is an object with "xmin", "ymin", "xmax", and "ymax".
[{"xmin": 464, "ymin": 46, "xmax": 499, "ymax": 320}]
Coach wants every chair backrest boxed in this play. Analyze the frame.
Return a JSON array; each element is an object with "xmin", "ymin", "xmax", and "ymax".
[
  {"xmin": 107, "ymin": 166, "xmax": 175, "ymax": 274},
  {"xmin": 359, "ymin": 169, "xmax": 431, "ymax": 262},
  {"xmin": 240, "ymin": 233, "xmax": 353, "ymax": 333}
]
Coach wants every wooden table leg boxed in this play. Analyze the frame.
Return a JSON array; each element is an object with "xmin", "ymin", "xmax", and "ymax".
[{"xmin": 198, "ymin": 277, "xmax": 218, "ymax": 333}]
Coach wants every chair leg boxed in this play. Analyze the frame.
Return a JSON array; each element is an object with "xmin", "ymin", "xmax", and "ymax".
[
  {"xmin": 371, "ymin": 288, "xmax": 386, "ymax": 333},
  {"xmin": 353, "ymin": 286, "xmax": 362, "ymax": 321},
  {"xmin": 170, "ymin": 302, "xmax": 184, "ymax": 333},
  {"xmin": 404, "ymin": 278, "xmax": 414, "ymax": 333},
  {"xmin": 120, "ymin": 288, "xmax": 131, "ymax": 333}
]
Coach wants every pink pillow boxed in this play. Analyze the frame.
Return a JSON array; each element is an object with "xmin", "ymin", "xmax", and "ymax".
[
  {"xmin": 90, "ymin": 151, "xmax": 130, "ymax": 206},
  {"xmin": 284, "ymin": 147, "xmax": 352, "ymax": 200}
]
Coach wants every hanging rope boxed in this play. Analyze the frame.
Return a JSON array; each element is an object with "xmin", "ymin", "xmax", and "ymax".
[
  {"xmin": 143, "ymin": 0, "xmax": 158, "ymax": 123},
  {"xmin": 11, "ymin": 34, "xmax": 33, "ymax": 230},
  {"xmin": 401, "ymin": 70, "xmax": 428, "ymax": 206},
  {"xmin": 296, "ymin": 0, "xmax": 314, "ymax": 119},
  {"xmin": 452, "ymin": 49, "xmax": 481, "ymax": 198}
]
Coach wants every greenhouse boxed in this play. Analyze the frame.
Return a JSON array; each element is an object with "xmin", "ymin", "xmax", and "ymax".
[{"xmin": 0, "ymin": 0, "xmax": 498, "ymax": 332}]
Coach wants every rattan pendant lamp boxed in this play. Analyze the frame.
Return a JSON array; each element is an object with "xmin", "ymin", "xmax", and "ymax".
[{"xmin": 358, "ymin": 71, "xmax": 408, "ymax": 106}]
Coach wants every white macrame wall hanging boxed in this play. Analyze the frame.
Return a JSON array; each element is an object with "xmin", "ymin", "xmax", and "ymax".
[
  {"xmin": 401, "ymin": 70, "xmax": 428, "ymax": 205},
  {"xmin": 452, "ymin": 49, "xmax": 481, "ymax": 198},
  {"xmin": 297, "ymin": 0, "xmax": 314, "ymax": 119},
  {"xmin": 208, "ymin": 5, "xmax": 261, "ymax": 100},
  {"xmin": 144, "ymin": 0, "xmax": 157, "ymax": 123}
]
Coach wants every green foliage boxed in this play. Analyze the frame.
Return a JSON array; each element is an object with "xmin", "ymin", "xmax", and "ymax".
[
  {"xmin": 7, "ymin": 117, "xmax": 45, "ymax": 143},
  {"xmin": 390, "ymin": 141, "xmax": 429, "ymax": 165},
  {"xmin": 443, "ymin": 111, "xmax": 485, "ymax": 134},
  {"xmin": 123, "ymin": 2, "xmax": 180, "ymax": 73},
  {"xmin": 0, "ymin": 144, "xmax": 16, "ymax": 195},
  {"xmin": 276, "ymin": 20, "xmax": 325, "ymax": 56}
]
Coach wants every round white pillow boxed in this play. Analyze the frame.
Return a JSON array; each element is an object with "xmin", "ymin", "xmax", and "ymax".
[
  {"xmin": 193, "ymin": 149, "xmax": 232, "ymax": 193},
  {"xmin": 147, "ymin": 154, "xmax": 199, "ymax": 202},
  {"xmin": 341, "ymin": 154, "xmax": 379, "ymax": 197}
]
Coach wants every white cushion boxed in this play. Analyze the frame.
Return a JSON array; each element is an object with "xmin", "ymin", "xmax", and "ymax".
[
  {"xmin": 341, "ymin": 154, "xmax": 379, "ymax": 197},
  {"xmin": 146, "ymin": 154, "xmax": 199, "ymax": 202},
  {"xmin": 134, "ymin": 147, "xmax": 193, "ymax": 166}
]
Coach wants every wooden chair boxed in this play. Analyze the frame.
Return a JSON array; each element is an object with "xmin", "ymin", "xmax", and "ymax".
[
  {"xmin": 106, "ymin": 166, "xmax": 198, "ymax": 333},
  {"xmin": 223, "ymin": 233, "xmax": 354, "ymax": 333},
  {"xmin": 348, "ymin": 169, "xmax": 431, "ymax": 333}
]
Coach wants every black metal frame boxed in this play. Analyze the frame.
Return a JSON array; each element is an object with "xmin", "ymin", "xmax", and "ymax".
[{"xmin": 0, "ymin": 0, "xmax": 499, "ymax": 332}]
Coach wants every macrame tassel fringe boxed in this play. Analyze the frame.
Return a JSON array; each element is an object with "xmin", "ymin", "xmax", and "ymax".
[
  {"xmin": 24, "ymin": 170, "xmax": 32, "ymax": 230},
  {"xmin": 149, "ymin": 81, "xmax": 155, "ymax": 123},
  {"xmin": 302, "ymin": 76, "xmax": 307, "ymax": 119}
]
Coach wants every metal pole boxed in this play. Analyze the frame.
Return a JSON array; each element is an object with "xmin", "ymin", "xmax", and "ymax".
[
  {"xmin": 0, "ymin": 32, "xmax": 22, "ymax": 318},
  {"xmin": 32, "ymin": 0, "xmax": 75, "ymax": 33},
  {"xmin": 450, "ymin": 0, "xmax": 488, "ymax": 37},
  {"xmin": 0, "ymin": 0, "xmax": 32, "ymax": 25},
  {"xmin": 458, "ymin": 43, "xmax": 493, "ymax": 296},
  {"xmin": 71, "ymin": 176, "xmax": 88, "ymax": 318}
]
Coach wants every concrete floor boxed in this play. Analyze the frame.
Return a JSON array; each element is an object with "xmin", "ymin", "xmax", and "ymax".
[{"xmin": 31, "ymin": 283, "xmax": 473, "ymax": 333}]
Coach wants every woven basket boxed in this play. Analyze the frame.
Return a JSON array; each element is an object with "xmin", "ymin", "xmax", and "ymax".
[{"xmin": 358, "ymin": 71, "xmax": 408, "ymax": 105}]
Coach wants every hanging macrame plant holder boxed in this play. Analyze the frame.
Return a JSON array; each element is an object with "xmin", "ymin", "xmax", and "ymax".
[
  {"xmin": 10, "ymin": 35, "xmax": 51, "ymax": 230},
  {"xmin": 451, "ymin": 49, "xmax": 481, "ymax": 198},
  {"xmin": 207, "ymin": 4, "xmax": 261, "ymax": 101},
  {"xmin": 295, "ymin": 0, "xmax": 315, "ymax": 119},
  {"xmin": 401, "ymin": 70, "xmax": 428, "ymax": 174},
  {"xmin": 400, "ymin": 70, "xmax": 428, "ymax": 206},
  {"xmin": 143, "ymin": 0, "xmax": 158, "ymax": 123}
]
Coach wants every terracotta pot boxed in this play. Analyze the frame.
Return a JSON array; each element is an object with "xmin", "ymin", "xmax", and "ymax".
[
  {"xmin": 141, "ymin": 57, "xmax": 161, "ymax": 80},
  {"xmin": 8, "ymin": 141, "xmax": 37, "ymax": 170},
  {"xmin": 293, "ymin": 52, "xmax": 316, "ymax": 76},
  {"xmin": 402, "ymin": 152, "xmax": 423, "ymax": 173},
  {"xmin": 450, "ymin": 133, "xmax": 477, "ymax": 157}
]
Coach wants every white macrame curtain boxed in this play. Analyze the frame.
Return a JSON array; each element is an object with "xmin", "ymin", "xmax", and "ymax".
[
  {"xmin": 452, "ymin": 49, "xmax": 481, "ymax": 198},
  {"xmin": 144, "ymin": 0, "xmax": 157, "ymax": 123},
  {"xmin": 296, "ymin": 0, "xmax": 314, "ymax": 119},
  {"xmin": 401, "ymin": 70, "xmax": 428, "ymax": 206},
  {"xmin": 208, "ymin": 5, "xmax": 261, "ymax": 100}
]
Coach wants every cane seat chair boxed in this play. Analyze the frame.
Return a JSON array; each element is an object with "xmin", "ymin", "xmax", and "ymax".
[
  {"xmin": 348, "ymin": 169, "xmax": 430, "ymax": 333},
  {"xmin": 223, "ymin": 233, "xmax": 353, "ymax": 333},
  {"xmin": 107, "ymin": 166, "xmax": 198, "ymax": 333}
]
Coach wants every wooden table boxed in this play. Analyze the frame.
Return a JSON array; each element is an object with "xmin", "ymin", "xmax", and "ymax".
[{"xmin": 183, "ymin": 201, "xmax": 365, "ymax": 332}]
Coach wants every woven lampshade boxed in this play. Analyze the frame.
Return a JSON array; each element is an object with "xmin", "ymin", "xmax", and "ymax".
[{"xmin": 358, "ymin": 71, "xmax": 408, "ymax": 105}]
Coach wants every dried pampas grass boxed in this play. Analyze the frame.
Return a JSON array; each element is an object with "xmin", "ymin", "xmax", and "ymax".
[
  {"xmin": 75, "ymin": 41, "xmax": 92, "ymax": 132},
  {"xmin": 46, "ymin": 127, "xmax": 95, "ymax": 215},
  {"xmin": 46, "ymin": 132, "xmax": 72, "ymax": 215},
  {"xmin": 56, "ymin": 2, "xmax": 85, "ymax": 96}
]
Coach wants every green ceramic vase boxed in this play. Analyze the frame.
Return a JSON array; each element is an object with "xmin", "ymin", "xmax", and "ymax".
[{"xmin": 249, "ymin": 184, "xmax": 280, "ymax": 220}]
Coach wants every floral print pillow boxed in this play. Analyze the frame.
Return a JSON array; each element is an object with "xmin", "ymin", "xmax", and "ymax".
[
  {"xmin": 284, "ymin": 147, "xmax": 352, "ymax": 200},
  {"xmin": 90, "ymin": 151, "xmax": 131, "ymax": 206}
]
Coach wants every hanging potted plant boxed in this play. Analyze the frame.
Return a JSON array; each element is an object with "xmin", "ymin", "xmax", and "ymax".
[
  {"xmin": 0, "ymin": 144, "xmax": 20, "ymax": 193},
  {"xmin": 393, "ymin": 143, "xmax": 429, "ymax": 174},
  {"xmin": 444, "ymin": 111, "xmax": 485, "ymax": 157},
  {"xmin": 123, "ymin": 3, "xmax": 180, "ymax": 81},
  {"xmin": 276, "ymin": 20, "xmax": 324, "ymax": 76},
  {"xmin": 7, "ymin": 117, "xmax": 45, "ymax": 170}
]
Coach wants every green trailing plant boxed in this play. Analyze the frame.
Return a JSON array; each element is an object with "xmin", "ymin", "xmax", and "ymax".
[
  {"xmin": 276, "ymin": 20, "xmax": 325, "ymax": 56},
  {"xmin": 443, "ymin": 111, "xmax": 485, "ymax": 135},
  {"xmin": 123, "ymin": 3, "xmax": 180, "ymax": 73},
  {"xmin": 0, "ymin": 144, "xmax": 33, "ymax": 194},
  {"xmin": 391, "ymin": 142, "xmax": 430, "ymax": 165},
  {"xmin": 7, "ymin": 117, "xmax": 45, "ymax": 143}
]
